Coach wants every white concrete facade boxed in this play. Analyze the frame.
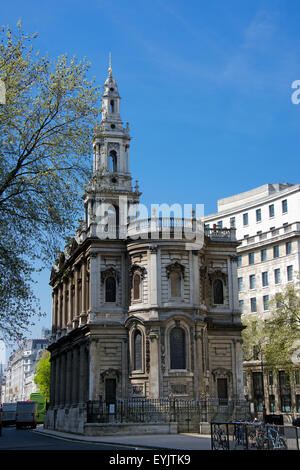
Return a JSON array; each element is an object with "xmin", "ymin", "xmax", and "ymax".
[
  {"xmin": 205, "ymin": 183, "xmax": 300, "ymax": 318},
  {"xmin": 2, "ymin": 338, "xmax": 49, "ymax": 403},
  {"xmin": 205, "ymin": 183, "xmax": 300, "ymax": 418}
]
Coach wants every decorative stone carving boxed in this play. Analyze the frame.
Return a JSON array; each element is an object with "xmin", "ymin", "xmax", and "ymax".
[
  {"xmin": 166, "ymin": 261, "xmax": 185, "ymax": 279},
  {"xmin": 208, "ymin": 269, "xmax": 227, "ymax": 286},
  {"xmin": 100, "ymin": 368, "xmax": 121, "ymax": 382},
  {"xmin": 108, "ymin": 142, "xmax": 120, "ymax": 153},
  {"xmin": 101, "ymin": 267, "xmax": 120, "ymax": 283},
  {"xmin": 129, "ymin": 264, "xmax": 146, "ymax": 281}
]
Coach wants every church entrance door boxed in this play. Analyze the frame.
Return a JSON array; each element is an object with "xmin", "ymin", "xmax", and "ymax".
[
  {"xmin": 105, "ymin": 378, "xmax": 116, "ymax": 404},
  {"xmin": 217, "ymin": 378, "xmax": 228, "ymax": 405}
]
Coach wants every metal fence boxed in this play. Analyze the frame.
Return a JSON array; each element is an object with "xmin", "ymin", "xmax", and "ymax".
[
  {"xmin": 211, "ymin": 421, "xmax": 300, "ymax": 450},
  {"xmin": 86, "ymin": 398, "xmax": 250, "ymax": 433}
]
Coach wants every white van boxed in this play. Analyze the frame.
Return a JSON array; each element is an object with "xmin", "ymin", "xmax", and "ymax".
[
  {"xmin": 16, "ymin": 401, "xmax": 37, "ymax": 429},
  {"xmin": 2, "ymin": 402, "xmax": 17, "ymax": 426}
]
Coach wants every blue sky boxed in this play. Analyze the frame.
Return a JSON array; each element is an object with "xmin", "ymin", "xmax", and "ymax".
[{"xmin": 2, "ymin": 0, "xmax": 300, "ymax": 357}]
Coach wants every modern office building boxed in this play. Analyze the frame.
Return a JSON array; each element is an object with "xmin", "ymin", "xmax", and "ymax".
[{"xmin": 205, "ymin": 183, "xmax": 300, "ymax": 419}]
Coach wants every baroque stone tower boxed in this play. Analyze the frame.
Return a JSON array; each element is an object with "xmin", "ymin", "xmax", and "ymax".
[{"xmin": 45, "ymin": 62, "xmax": 244, "ymax": 434}]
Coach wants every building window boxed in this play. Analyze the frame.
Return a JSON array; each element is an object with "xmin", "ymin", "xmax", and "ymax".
[
  {"xmin": 249, "ymin": 274, "xmax": 256, "ymax": 290},
  {"xmin": 274, "ymin": 268, "xmax": 281, "ymax": 284},
  {"xmin": 249, "ymin": 252, "xmax": 255, "ymax": 265},
  {"xmin": 108, "ymin": 150, "xmax": 117, "ymax": 172},
  {"xmin": 256, "ymin": 209, "xmax": 262, "ymax": 222},
  {"xmin": 263, "ymin": 295, "xmax": 269, "ymax": 311},
  {"xmin": 170, "ymin": 327, "xmax": 186, "ymax": 369},
  {"xmin": 269, "ymin": 204, "xmax": 275, "ymax": 218},
  {"xmin": 170, "ymin": 271, "xmax": 182, "ymax": 298},
  {"xmin": 239, "ymin": 299, "xmax": 244, "ymax": 314},
  {"xmin": 262, "ymin": 271, "xmax": 268, "ymax": 287},
  {"xmin": 296, "ymin": 395, "xmax": 300, "ymax": 413},
  {"xmin": 250, "ymin": 297, "xmax": 257, "ymax": 313},
  {"xmin": 281, "ymin": 395, "xmax": 292, "ymax": 412},
  {"xmin": 230, "ymin": 217, "xmax": 236, "ymax": 228},
  {"xmin": 237, "ymin": 256, "xmax": 242, "ymax": 267},
  {"xmin": 218, "ymin": 220, "xmax": 223, "ymax": 229},
  {"xmin": 133, "ymin": 273, "xmax": 142, "ymax": 300},
  {"xmin": 243, "ymin": 213, "xmax": 249, "ymax": 226},
  {"xmin": 238, "ymin": 277, "xmax": 243, "ymax": 292},
  {"xmin": 269, "ymin": 371, "xmax": 273, "ymax": 386},
  {"xmin": 295, "ymin": 371, "xmax": 300, "ymax": 385},
  {"xmin": 110, "ymin": 100, "xmax": 115, "ymax": 113},
  {"xmin": 261, "ymin": 249, "xmax": 267, "ymax": 262},
  {"xmin": 133, "ymin": 330, "xmax": 142, "ymax": 371},
  {"xmin": 273, "ymin": 245, "xmax": 279, "ymax": 258},
  {"xmin": 253, "ymin": 372, "xmax": 264, "ymax": 412},
  {"xmin": 105, "ymin": 277, "xmax": 116, "ymax": 302},
  {"xmin": 213, "ymin": 279, "xmax": 224, "ymax": 304},
  {"xmin": 282, "ymin": 199, "xmax": 288, "ymax": 214},
  {"xmin": 286, "ymin": 241, "xmax": 292, "ymax": 255},
  {"xmin": 269, "ymin": 395, "xmax": 276, "ymax": 413},
  {"xmin": 287, "ymin": 265, "xmax": 293, "ymax": 282},
  {"xmin": 279, "ymin": 370, "xmax": 290, "ymax": 386}
]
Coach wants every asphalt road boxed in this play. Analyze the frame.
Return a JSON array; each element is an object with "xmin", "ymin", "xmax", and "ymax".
[{"xmin": 0, "ymin": 425, "xmax": 141, "ymax": 451}]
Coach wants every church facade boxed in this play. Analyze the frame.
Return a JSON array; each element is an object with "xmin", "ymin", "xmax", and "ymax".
[{"xmin": 45, "ymin": 65, "xmax": 244, "ymax": 433}]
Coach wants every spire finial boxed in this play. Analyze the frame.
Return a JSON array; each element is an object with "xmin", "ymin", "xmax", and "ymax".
[{"xmin": 108, "ymin": 52, "xmax": 112, "ymax": 74}]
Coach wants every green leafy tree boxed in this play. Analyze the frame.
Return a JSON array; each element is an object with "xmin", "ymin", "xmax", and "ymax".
[
  {"xmin": 242, "ymin": 314, "xmax": 269, "ymax": 363},
  {"xmin": 34, "ymin": 350, "xmax": 51, "ymax": 402},
  {"xmin": 265, "ymin": 282, "xmax": 300, "ymax": 371},
  {"xmin": 0, "ymin": 22, "xmax": 101, "ymax": 343}
]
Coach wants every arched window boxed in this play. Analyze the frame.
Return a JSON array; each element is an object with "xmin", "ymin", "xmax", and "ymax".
[
  {"xmin": 170, "ymin": 327, "xmax": 186, "ymax": 369},
  {"xmin": 110, "ymin": 100, "xmax": 114, "ymax": 113},
  {"xmin": 213, "ymin": 279, "xmax": 224, "ymax": 304},
  {"xmin": 170, "ymin": 271, "xmax": 181, "ymax": 297},
  {"xmin": 133, "ymin": 330, "xmax": 142, "ymax": 370},
  {"xmin": 133, "ymin": 273, "xmax": 141, "ymax": 300},
  {"xmin": 105, "ymin": 276, "xmax": 116, "ymax": 302},
  {"xmin": 109, "ymin": 151, "xmax": 117, "ymax": 172}
]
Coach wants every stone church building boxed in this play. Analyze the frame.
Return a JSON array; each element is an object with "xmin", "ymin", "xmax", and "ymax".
[{"xmin": 45, "ymin": 64, "xmax": 244, "ymax": 433}]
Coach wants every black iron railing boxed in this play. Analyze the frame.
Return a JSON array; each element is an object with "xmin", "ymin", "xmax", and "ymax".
[{"xmin": 86, "ymin": 398, "xmax": 250, "ymax": 433}]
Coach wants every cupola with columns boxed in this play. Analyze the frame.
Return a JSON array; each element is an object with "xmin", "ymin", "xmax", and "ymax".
[{"xmin": 84, "ymin": 55, "xmax": 141, "ymax": 235}]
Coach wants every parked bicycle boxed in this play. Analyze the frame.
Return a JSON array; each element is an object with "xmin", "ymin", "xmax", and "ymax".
[{"xmin": 212, "ymin": 424, "xmax": 229, "ymax": 450}]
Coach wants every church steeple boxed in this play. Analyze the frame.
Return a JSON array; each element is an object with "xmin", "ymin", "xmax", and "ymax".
[
  {"xmin": 101, "ymin": 54, "xmax": 123, "ymax": 131},
  {"xmin": 92, "ymin": 57, "xmax": 133, "ymax": 187},
  {"xmin": 84, "ymin": 60, "xmax": 141, "ymax": 237}
]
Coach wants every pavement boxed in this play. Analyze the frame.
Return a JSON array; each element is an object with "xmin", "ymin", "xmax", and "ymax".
[{"xmin": 34, "ymin": 425, "xmax": 212, "ymax": 450}]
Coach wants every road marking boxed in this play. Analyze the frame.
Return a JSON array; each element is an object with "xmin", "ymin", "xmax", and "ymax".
[{"xmin": 30, "ymin": 429, "xmax": 148, "ymax": 450}]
